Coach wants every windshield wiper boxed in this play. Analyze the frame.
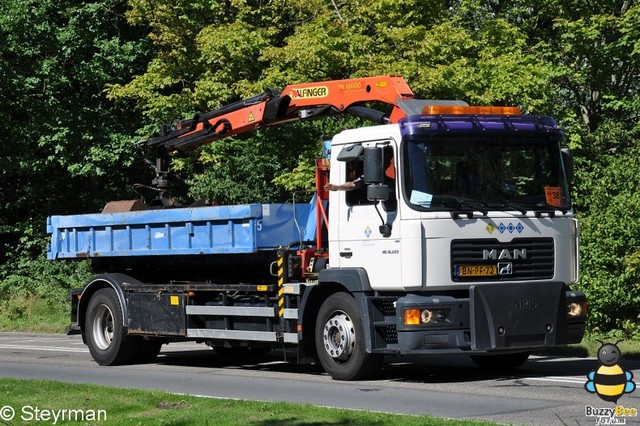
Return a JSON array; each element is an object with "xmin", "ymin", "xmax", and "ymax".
[
  {"xmin": 531, "ymin": 202, "xmax": 570, "ymax": 217},
  {"xmin": 441, "ymin": 198, "xmax": 563, "ymax": 218},
  {"xmin": 512, "ymin": 201, "xmax": 569, "ymax": 217},
  {"xmin": 484, "ymin": 201, "xmax": 528, "ymax": 215},
  {"xmin": 443, "ymin": 198, "xmax": 488, "ymax": 219}
]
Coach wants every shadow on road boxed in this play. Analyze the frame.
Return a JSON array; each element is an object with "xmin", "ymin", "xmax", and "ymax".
[
  {"xmin": 152, "ymin": 345, "xmax": 640, "ymax": 384},
  {"xmin": 156, "ymin": 347, "xmax": 326, "ymax": 375}
]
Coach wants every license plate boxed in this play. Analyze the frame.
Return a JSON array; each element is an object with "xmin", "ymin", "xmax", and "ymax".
[{"xmin": 455, "ymin": 265, "xmax": 497, "ymax": 277}]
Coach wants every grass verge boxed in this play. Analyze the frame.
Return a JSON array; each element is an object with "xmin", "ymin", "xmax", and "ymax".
[
  {"xmin": 0, "ymin": 295, "xmax": 69, "ymax": 333},
  {"xmin": 540, "ymin": 335, "xmax": 640, "ymax": 359},
  {"xmin": 0, "ymin": 378, "xmax": 493, "ymax": 425}
]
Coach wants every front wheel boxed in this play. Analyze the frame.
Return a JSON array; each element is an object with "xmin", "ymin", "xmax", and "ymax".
[
  {"xmin": 85, "ymin": 288, "xmax": 139, "ymax": 365},
  {"xmin": 315, "ymin": 292, "xmax": 383, "ymax": 380}
]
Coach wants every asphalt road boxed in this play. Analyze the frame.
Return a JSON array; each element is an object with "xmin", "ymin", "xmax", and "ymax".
[{"xmin": 0, "ymin": 332, "xmax": 638, "ymax": 425}]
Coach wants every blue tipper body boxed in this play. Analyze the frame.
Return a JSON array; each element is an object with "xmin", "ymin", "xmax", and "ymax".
[{"xmin": 47, "ymin": 201, "xmax": 316, "ymax": 260}]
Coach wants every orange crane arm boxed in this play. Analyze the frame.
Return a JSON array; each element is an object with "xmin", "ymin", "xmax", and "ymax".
[{"xmin": 139, "ymin": 76, "xmax": 414, "ymax": 152}]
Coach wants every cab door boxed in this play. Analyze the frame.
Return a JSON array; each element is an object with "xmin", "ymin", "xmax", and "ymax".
[{"xmin": 332, "ymin": 144, "xmax": 402, "ymax": 291}]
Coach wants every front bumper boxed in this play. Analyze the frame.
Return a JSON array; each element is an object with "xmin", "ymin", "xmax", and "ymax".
[{"xmin": 390, "ymin": 282, "xmax": 586, "ymax": 355}]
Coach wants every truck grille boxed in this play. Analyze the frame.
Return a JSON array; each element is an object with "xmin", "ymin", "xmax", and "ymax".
[{"xmin": 451, "ymin": 238, "xmax": 554, "ymax": 282}]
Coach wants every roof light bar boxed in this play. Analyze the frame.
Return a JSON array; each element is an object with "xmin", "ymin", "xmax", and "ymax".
[{"xmin": 421, "ymin": 105, "xmax": 521, "ymax": 116}]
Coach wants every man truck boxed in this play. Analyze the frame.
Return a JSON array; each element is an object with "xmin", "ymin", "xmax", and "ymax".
[{"xmin": 47, "ymin": 75, "xmax": 586, "ymax": 380}]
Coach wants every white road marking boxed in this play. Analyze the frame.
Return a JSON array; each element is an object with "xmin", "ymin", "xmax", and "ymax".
[
  {"xmin": 522, "ymin": 376, "xmax": 586, "ymax": 385},
  {"xmin": 0, "ymin": 338, "xmax": 61, "ymax": 343},
  {"xmin": 0, "ymin": 344, "xmax": 89, "ymax": 353},
  {"xmin": 7, "ymin": 338, "xmax": 69, "ymax": 343}
]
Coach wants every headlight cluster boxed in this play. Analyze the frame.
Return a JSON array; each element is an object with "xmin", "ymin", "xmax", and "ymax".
[
  {"xmin": 403, "ymin": 308, "xmax": 452, "ymax": 326},
  {"xmin": 567, "ymin": 301, "xmax": 587, "ymax": 318}
]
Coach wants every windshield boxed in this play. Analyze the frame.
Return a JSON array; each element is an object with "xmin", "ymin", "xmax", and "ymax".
[{"xmin": 403, "ymin": 135, "xmax": 571, "ymax": 212}]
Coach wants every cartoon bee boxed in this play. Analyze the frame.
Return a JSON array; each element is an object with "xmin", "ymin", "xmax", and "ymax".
[{"xmin": 585, "ymin": 340, "xmax": 636, "ymax": 403}]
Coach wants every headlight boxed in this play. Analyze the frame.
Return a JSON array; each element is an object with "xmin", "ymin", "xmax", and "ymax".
[{"xmin": 567, "ymin": 301, "xmax": 587, "ymax": 318}]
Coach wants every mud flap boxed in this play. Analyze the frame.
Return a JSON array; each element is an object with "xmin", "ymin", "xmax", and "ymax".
[
  {"xmin": 470, "ymin": 282, "xmax": 566, "ymax": 351},
  {"xmin": 127, "ymin": 292, "xmax": 187, "ymax": 336}
]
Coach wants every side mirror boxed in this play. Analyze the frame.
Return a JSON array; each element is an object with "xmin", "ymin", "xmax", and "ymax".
[
  {"xmin": 364, "ymin": 147, "xmax": 389, "ymax": 201},
  {"xmin": 363, "ymin": 147, "xmax": 384, "ymax": 184},
  {"xmin": 367, "ymin": 184, "xmax": 389, "ymax": 202},
  {"xmin": 561, "ymin": 148, "xmax": 574, "ymax": 184}
]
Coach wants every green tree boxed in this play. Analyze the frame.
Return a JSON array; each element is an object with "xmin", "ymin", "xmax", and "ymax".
[
  {"xmin": 576, "ymin": 146, "xmax": 640, "ymax": 338},
  {"xmin": 0, "ymin": 0, "xmax": 150, "ymax": 299},
  {"xmin": 455, "ymin": 1, "xmax": 640, "ymax": 147}
]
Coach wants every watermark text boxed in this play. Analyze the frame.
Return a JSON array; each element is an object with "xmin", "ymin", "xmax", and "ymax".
[
  {"xmin": 0, "ymin": 405, "xmax": 107, "ymax": 424},
  {"xmin": 585, "ymin": 405, "xmax": 638, "ymax": 425}
]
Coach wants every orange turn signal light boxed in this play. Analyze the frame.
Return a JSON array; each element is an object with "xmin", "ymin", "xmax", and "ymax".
[{"xmin": 403, "ymin": 308, "xmax": 421, "ymax": 325}]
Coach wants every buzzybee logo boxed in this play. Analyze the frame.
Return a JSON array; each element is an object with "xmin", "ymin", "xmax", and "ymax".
[
  {"xmin": 584, "ymin": 340, "xmax": 637, "ymax": 425},
  {"xmin": 585, "ymin": 341, "xmax": 635, "ymax": 403}
]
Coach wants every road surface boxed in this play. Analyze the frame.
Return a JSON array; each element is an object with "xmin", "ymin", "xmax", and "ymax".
[{"xmin": 0, "ymin": 332, "xmax": 638, "ymax": 425}]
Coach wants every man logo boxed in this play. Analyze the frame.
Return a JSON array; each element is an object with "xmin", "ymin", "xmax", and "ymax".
[
  {"xmin": 498, "ymin": 262, "xmax": 513, "ymax": 275},
  {"xmin": 482, "ymin": 248, "xmax": 527, "ymax": 260}
]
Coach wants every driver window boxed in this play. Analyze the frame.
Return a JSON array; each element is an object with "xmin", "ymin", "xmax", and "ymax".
[
  {"xmin": 344, "ymin": 146, "xmax": 397, "ymax": 210},
  {"xmin": 345, "ymin": 159, "xmax": 372, "ymax": 206}
]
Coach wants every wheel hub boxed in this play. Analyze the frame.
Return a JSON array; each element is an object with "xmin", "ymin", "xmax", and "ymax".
[
  {"xmin": 322, "ymin": 313, "xmax": 355, "ymax": 361},
  {"xmin": 92, "ymin": 304, "xmax": 114, "ymax": 351}
]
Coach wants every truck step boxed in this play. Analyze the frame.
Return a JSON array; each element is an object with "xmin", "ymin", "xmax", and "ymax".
[
  {"xmin": 186, "ymin": 305, "xmax": 298, "ymax": 319},
  {"xmin": 187, "ymin": 329, "xmax": 298, "ymax": 343}
]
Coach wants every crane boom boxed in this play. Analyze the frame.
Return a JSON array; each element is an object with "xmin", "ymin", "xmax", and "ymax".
[{"xmin": 139, "ymin": 76, "xmax": 414, "ymax": 152}]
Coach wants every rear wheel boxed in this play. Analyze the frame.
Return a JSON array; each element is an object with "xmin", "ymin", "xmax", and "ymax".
[
  {"xmin": 315, "ymin": 292, "xmax": 383, "ymax": 380},
  {"xmin": 85, "ymin": 288, "xmax": 139, "ymax": 365},
  {"xmin": 471, "ymin": 351, "xmax": 530, "ymax": 371}
]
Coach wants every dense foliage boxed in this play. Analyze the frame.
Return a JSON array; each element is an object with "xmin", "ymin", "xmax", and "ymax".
[
  {"xmin": 0, "ymin": 0, "xmax": 639, "ymax": 336},
  {"xmin": 0, "ymin": 0, "xmax": 151, "ymax": 309}
]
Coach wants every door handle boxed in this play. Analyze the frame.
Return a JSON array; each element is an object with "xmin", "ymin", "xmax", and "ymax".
[{"xmin": 339, "ymin": 251, "xmax": 353, "ymax": 258}]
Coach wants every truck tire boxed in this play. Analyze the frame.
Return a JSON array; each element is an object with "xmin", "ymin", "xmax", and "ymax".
[
  {"xmin": 471, "ymin": 351, "xmax": 530, "ymax": 371},
  {"xmin": 315, "ymin": 292, "xmax": 383, "ymax": 380},
  {"xmin": 85, "ymin": 288, "xmax": 139, "ymax": 365}
]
